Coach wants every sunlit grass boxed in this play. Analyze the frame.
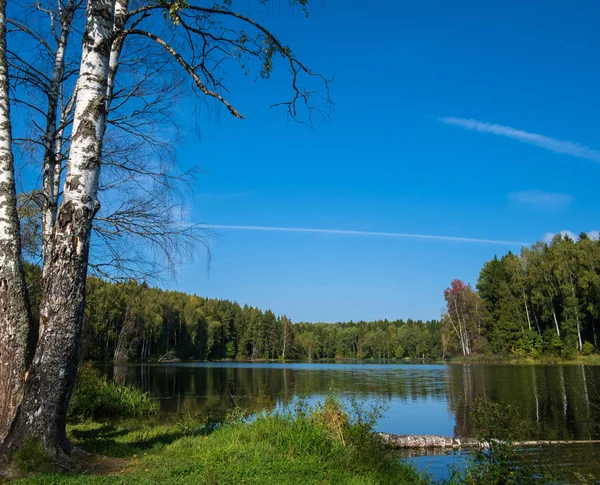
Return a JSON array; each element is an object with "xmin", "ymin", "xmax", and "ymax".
[
  {"xmin": 15, "ymin": 397, "xmax": 430, "ymax": 485},
  {"xmin": 449, "ymin": 353, "xmax": 600, "ymax": 365}
]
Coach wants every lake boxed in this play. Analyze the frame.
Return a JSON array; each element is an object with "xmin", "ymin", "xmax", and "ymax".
[{"xmin": 108, "ymin": 362, "xmax": 600, "ymax": 481}]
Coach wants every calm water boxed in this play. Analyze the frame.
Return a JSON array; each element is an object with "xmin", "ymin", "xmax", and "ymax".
[{"xmin": 108, "ymin": 362, "xmax": 600, "ymax": 480}]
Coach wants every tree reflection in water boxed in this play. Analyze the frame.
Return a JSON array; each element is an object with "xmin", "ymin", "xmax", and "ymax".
[{"xmin": 107, "ymin": 362, "xmax": 600, "ymax": 440}]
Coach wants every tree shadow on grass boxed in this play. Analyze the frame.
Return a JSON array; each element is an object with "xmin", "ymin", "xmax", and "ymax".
[{"xmin": 69, "ymin": 422, "xmax": 216, "ymax": 459}]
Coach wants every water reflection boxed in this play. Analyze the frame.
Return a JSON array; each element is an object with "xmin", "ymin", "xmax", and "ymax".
[
  {"xmin": 445, "ymin": 364, "xmax": 600, "ymax": 440},
  {"xmin": 107, "ymin": 362, "xmax": 600, "ymax": 440},
  {"xmin": 405, "ymin": 443, "xmax": 600, "ymax": 482}
]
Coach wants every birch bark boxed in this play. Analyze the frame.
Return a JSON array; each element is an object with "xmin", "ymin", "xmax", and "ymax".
[
  {"xmin": 41, "ymin": 0, "xmax": 76, "ymax": 274},
  {"xmin": 2, "ymin": 0, "xmax": 115, "ymax": 456},
  {"xmin": 0, "ymin": 0, "xmax": 32, "ymax": 442}
]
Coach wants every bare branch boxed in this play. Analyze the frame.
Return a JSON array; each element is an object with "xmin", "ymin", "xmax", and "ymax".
[{"xmin": 122, "ymin": 29, "xmax": 244, "ymax": 119}]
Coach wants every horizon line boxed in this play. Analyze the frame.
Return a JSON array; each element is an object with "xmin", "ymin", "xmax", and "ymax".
[{"xmin": 199, "ymin": 224, "xmax": 530, "ymax": 246}]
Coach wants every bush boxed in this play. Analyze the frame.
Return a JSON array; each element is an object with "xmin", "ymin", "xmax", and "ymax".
[
  {"xmin": 542, "ymin": 329, "xmax": 564, "ymax": 356},
  {"xmin": 511, "ymin": 330, "xmax": 542, "ymax": 358},
  {"xmin": 67, "ymin": 362, "xmax": 154, "ymax": 422},
  {"xmin": 582, "ymin": 341, "xmax": 595, "ymax": 356}
]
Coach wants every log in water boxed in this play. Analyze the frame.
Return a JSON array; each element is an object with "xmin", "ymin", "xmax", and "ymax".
[{"xmin": 379, "ymin": 433, "xmax": 600, "ymax": 449}]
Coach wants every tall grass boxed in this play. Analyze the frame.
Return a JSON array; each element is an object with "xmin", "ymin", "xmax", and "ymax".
[
  {"xmin": 67, "ymin": 362, "xmax": 154, "ymax": 422},
  {"xmin": 16, "ymin": 392, "xmax": 429, "ymax": 484}
]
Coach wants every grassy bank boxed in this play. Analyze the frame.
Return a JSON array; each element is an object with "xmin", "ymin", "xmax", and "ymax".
[
  {"xmin": 448, "ymin": 353, "xmax": 600, "ymax": 365},
  {"xmin": 10, "ymin": 399, "xmax": 429, "ymax": 485}
]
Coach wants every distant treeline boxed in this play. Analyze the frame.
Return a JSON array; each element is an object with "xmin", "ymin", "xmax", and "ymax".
[
  {"xmin": 25, "ymin": 265, "xmax": 441, "ymax": 362},
  {"xmin": 294, "ymin": 320, "xmax": 442, "ymax": 361},
  {"xmin": 442, "ymin": 233, "xmax": 600, "ymax": 358},
  {"xmin": 23, "ymin": 232, "xmax": 600, "ymax": 362}
]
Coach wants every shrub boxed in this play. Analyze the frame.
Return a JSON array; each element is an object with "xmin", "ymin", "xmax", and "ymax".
[
  {"xmin": 542, "ymin": 329, "xmax": 564, "ymax": 356},
  {"xmin": 309, "ymin": 394, "xmax": 350, "ymax": 445},
  {"xmin": 67, "ymin": 362, "xmax": 154, "ymax": 422},
  {"xmin": 511, "ymin": 330, "xmax": 542, "ymax": 358},
  {"xmin": 582, "ymin": 341, "xmax": 595, "ymax": 356}
]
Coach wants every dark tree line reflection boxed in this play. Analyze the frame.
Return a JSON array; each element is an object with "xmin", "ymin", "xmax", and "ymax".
[
  {"xmin": 446, "ymin": 364, "xmax": 600, "ymax": 440},
  {"xmin": 108, "ymin": 363, "xmax": 600, "ymax": 440}
]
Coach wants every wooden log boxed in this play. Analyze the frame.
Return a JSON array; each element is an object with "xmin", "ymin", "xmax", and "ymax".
[
  {"xmin": 379, "ymin": 433, "xmax": 600, "ymax": 450},
  {"xmin": 379, "ymin": 434, "xmax": 460, "ymax": 449}
]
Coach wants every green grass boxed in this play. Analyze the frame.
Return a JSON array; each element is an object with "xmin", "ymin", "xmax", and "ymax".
[
  {"xmin": 13, "ymin": 400, "xmax": 429, "ymax": 485},
  {"xmin": 13, "ymin": 439, "xmax": 54, "ymax": 474},
  {"xmin": 448, "ymin": 353, "xmax": 600, "ymax": 365},
  {"xmin": 67, "ymin": 363, "xmax": 154, "ymax": 422}
]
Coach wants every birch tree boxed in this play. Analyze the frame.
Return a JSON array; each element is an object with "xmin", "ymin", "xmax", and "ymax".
[
  {"xmin": 442, "ymin": 279, "xmax": 484, "ymax": 356},
  {"xmin": 522, "ymin": 243, "xmax": 562, "ymax": 337},
  {"xmin": 8, "ymin": 0, "xmax": 200, "ymax": 281},
  {"xmin": 280, "ymin": 314, "xmax": 293, "ymax": 360},
  {"xmin": 0, "ymin": 0, "xmax": 32, "ymax": 442},
  {"xmin": 2, "ymin": 0, "xmax": 116, "ymax": 457},
  {"xmin": 0, "ymin": 0, "xmax": 330, "ymax": 460}
]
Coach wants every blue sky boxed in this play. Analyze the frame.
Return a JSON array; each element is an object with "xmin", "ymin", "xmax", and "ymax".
[{"xmin": 169, "ymin": 0, "xmax": 600, "ymax": 322}]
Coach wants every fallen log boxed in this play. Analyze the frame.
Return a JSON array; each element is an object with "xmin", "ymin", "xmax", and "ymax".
[{"xmin": 379, "ymin": 433, "xmax": 600, "ymax": 450}]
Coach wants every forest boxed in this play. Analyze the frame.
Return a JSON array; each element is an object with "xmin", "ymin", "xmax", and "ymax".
[
  {"xmin": 23, "ymin": 233, "xmax": 600, "ymax": 363},
  {"xmin": 443, "ymin": 232, "xmax": 600, "ymax": 358},
  {"xmin": 25, "ymin": 263, "xmax": 442, "ymax": 362}
]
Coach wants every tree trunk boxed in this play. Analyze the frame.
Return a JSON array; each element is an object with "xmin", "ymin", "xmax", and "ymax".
[
  {"xmin": 1, "ymin": 0, "xmax": 115, "ymax": 458},
  {"xmin": 533, "ymin": 311, "xmax": 541, "ymax": 335},
  {"xmin": 0, "ymin": 0, "xmax": 32, "ymax": 441},
  {"xmin": 106, "ymin": 0, "xmax": 128, "ymax": 110},
  {"xmin": 447, "ymin": 313, "xmax": 466, "ymax": 356},
  {"xmin": 570, "ymin": 280, "xmax": 583, "ymax": 352},
  {"xmin": 523, "ymin": 292, "xmax": 532, "ymax": 331},
  {"xmin": 452, "ymin": 295, "xmax": 471, "ymax": 356},
  {"xmin": 104, "ymin": 333, "xmax": 110, "ymax": 361},
  {"xmin": 41, "ymin": 0, "xmax": 76, "ymax": 274},
  {"xmin": 552, "ymin": 303, "xmax": 560, "ymax": 337}
]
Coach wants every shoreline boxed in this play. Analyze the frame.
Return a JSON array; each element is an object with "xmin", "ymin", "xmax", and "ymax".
[{"xmin": 108, "ymin": 355, "xmax": 600, "ymax": 366}]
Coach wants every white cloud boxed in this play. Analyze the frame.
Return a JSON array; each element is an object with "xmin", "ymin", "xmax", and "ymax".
[
  {"xmin": 200, "ymin": 224, "xmax": 528, "ymax": 246},
  {"xmin": 438, "ymin": 117, "xmax": 600, "ymax": 163},
  {"xmin": 543, "ymin": 231, "xmax": 577, "ymax": 243},
  {"xmin": 543, "ymin": 230, "xmax": 600, "ymax": 243},
  {"xmin": 508, "ymin": 190, "xmax": 572, "ymax": 210}
]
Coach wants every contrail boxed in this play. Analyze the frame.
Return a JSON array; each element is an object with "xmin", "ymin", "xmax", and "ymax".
[
  {"xmin": 438, "ymin": 117, "xmax": 600, "ymax": 163},
  {"xmin": 200, "ymin": 224, "xmax": 529, "ymax": 246}
]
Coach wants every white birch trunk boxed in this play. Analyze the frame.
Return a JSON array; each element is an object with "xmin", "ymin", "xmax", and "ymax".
[
  {"xmin": 533, "ymin": 311, "xmax": 542, "ymax": 335},
  {"xmin": 552, "ymin": 304, "xmax": 560, "ymax": 337},
  {"xmin": 452, "ymin": 295, "xmax": 470, "ymax": 356},
  {"xmin": 2, "ymin": 0, "xmax": 116, "ymax": 457},
  {"xmin": 282, "ymin": 325, "xmax": 287, "ymax": 360},
  {"xmin": 41, "ymin": 0, "xmax": 76, "ymax": 274},
  {"xmin": 0, "ymin": 0, "xmax": 32, "ymax": 442},
  {"xmin": 570, "ymin": 279, "xmax": 583, "ymax": 352},
  {"xmin": 523, "ymin": 291, "xmax": 532, "ymax": 331},
  {"xmin": 106, "ymin": 0, "xmax": 128, "ymax": 109},
  {"xmin": 447, "ymin": 312, "xmax": 466, "ymax": 356}
]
